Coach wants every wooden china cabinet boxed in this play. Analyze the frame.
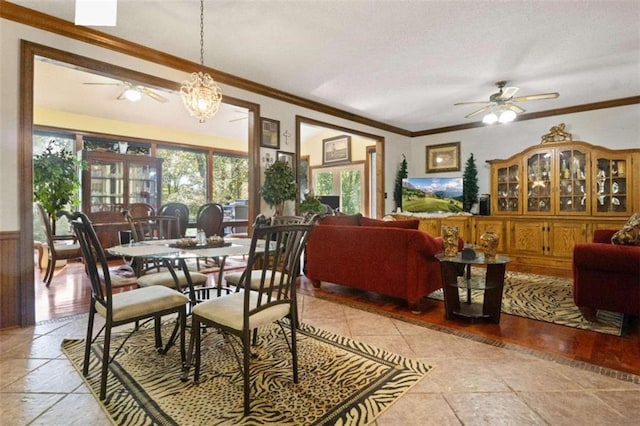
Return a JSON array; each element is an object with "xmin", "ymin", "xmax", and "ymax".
[
  {"xmin": 486, "ymin": 128, "xmax": 639, "ymax": 273},
  {"xmin": 81, "ymin": 150, "xmax": 163, "ymax": 248}
]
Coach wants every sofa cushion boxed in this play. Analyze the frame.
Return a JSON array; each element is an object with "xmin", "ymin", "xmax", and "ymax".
[
  {"xmin": 319, "ymin": 213, "xmax": 362, "ymax": 226},
  {"xmin": 360, "ymin": 217, "xmax": 419, "ymax": 230},
  {"xmin": 611, "ymin": 213, "xmax": 640, "ymax": 246}
]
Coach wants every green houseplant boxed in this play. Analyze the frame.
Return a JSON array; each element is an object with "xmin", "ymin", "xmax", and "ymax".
[
  {"xmin": 33, "ymin": 139, "xmax": 85, "ymax": 233},
  {"xmin": 393, "ymin": 154, "xmax": 408, "ymax": 211},
  {"xmin": 299, "ymin": 191, "xmax": 325, "ymax": 216},
  {"xmin": 462, "ymin": 153, "xmax": 479, "ymax": 213},
  {"xmin": 260, "ymin": 159, "xmax": 297, "ymax": 216}
]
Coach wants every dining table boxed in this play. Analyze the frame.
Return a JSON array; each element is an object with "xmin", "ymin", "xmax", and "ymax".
[{"xmin": 108, "ymin": 238, "xmax": 254, "ymax": 305}]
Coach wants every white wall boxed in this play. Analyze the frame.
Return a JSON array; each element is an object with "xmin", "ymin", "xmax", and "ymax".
[
  {"xmin": 0, "ymin": 18, "xmax": 410, "ymax": 230},
  {"xmin": 411, "ymin": 105, "xmax": 640, "ymax": 196},
  {"xmin": 2, "ymin": 18, "xmax": 637, "ymax": 231}
]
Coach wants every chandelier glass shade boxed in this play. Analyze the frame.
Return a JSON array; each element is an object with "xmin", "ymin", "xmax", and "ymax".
[
  {"xmin": 180, "ymin": 0, "xmax": 222, "ymax": 123},
  {"xmin": 180, "ymin": 71, "xmax": 222, "ymax": 122}
]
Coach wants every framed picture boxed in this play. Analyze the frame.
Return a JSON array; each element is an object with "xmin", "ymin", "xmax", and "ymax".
[
  {"xmin": 260, "ymin": 117, "xmax": 280, "ymax": 149},
  {"xmin": 426, "ymin": 142, "xmax": 461, "ymax": 173},
  {"xmin": 323, "ymin": 135, "xmax": 351, "ymax": 164},
  {"xmin": 276, "ymin": 150, "xmax": 295, "ymax": 175}
]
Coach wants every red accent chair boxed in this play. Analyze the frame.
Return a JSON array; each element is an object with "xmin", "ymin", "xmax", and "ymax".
[{"xmin": 572, "ymin": 229, "xmax": 640, "ymax": 321}]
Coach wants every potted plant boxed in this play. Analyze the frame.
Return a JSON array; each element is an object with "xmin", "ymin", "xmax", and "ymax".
[
  {"xmin": 393, "ymin": 154, "xmax": 408, "ymax": 211},
  {"xmin": 260, "ymin": 159, "xmax": 297, "ymax": 216},
  {"xmin": 462, "ymin": 153, "xmax": 479, "ymax": 213},
  {"xmin": 33, "ymin": 139, "xmax": 86, "ymax": 233},
  {"xmin": 299, "ymin": 191, "xmax": 325, "ymax": 217}
]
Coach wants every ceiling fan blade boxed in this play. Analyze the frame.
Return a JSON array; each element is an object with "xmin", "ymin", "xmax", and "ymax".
[
  {"xmin": 506, "ymin": 103, "xmax": 526, "ymax": 114},
  {"xmin": 83, "ymin": 82, "xmax": 120, "ymax": 86},
  {"xmin": 229, "ymin": 116, "xmax": 248, "ymax": 123},
  {"xmin": 140, "ymin": 87, "xmax": 168, "ymax": 103},
  {"xmin": 499, "ymin": 86, "xmax": 519, "ymax": 100},
  {"xmin": 465, "ymin": 104, "xmax": 494, "ymax": 119},
  {"xmin": 513, "ymin": 92, "xmax": 559, "ymax": 102},
  {"xmin": 454, "ymin": 101, "xmax": 492, "ymax": 106}
]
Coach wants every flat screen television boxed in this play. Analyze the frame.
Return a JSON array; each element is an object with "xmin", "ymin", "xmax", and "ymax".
[
  {"xmin": 401, "ymin": 177, "xmax": 463, "ymax": 213},
  {"xmin": 319, "ymin": 195, "xmax": 340, "ymax": 210}
]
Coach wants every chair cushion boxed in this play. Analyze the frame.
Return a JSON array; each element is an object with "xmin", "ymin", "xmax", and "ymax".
[
  {"xmin": 96, "ymin": 286, "xmax": 188, "ymax": 322},
  {"xmin": 137, "ymin": 271, "xmax": 208, "ymax": 288},
  {"xmin": 224, "ymin": 270, "xmax": 285, "ymax": 289},
  {"xmin": 611, "ymin": 213, "xmax": 640, "ymax": 246},
  {"xmin": 193, "ymin": 291, "xmax": 290, "ymax": 331}
]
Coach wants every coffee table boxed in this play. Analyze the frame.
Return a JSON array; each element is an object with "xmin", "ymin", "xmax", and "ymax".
[{"xmin": 435, "ymin": 252, "xmax": 511, "ymax": 323}]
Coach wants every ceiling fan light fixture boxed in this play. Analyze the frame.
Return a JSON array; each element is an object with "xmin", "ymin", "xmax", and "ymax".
[
  {"xmin": 498, "ymin": 109, "xmax": 517, "ymax": 123},
  {"xmin": 180, "ymin": 0, "xmax": 222, "ymax": 123},
  {"xmin": 124, "ymin": 87, "xmax": 142, "ymax": 102},
  {"xmin": 482, "ymin": 113, "xmax": 498, "ymax": 124}
]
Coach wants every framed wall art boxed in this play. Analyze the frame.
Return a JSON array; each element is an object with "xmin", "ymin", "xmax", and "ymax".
[
  {"xmin": 260, "ymin": 117, "xmax": 280, "ymax": 149},
  {"xmin": 425, "ymin": 142, "xmax": 461, "ymax": 173},
  {"xmin": 323, "ymin": 135, "xmax": 351, "ymax": 164},
  {"xmin": 276, "ymin": 150, "xmax": 295, "ymax": 174}
]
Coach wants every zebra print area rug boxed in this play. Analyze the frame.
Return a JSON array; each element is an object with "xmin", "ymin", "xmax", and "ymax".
[
  {"xmin": 62, "ymin": 322, "xmax": 431, "ymax": 425},
  {"xmin": 428, "ymin": 271, "xmax": 623, "ymax": 336}
]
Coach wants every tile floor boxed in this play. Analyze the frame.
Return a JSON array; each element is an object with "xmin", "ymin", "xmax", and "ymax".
[{"xmin": 1, "ymin": 294, "xmax": 639, "ymax": 425}]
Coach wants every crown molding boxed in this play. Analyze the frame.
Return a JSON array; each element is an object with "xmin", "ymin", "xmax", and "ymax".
[{"xmin": 2, "ymin": 1, "xmax": 638, "ymax": 138}]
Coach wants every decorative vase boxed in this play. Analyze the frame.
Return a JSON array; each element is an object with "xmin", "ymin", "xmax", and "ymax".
[
  {"xmin": 480, "ymin": 230, "xmax": 499, "ymax": 261},
  {"xmin": 441, "ymin": 225, "xmax": 459, "ymax": 257}
]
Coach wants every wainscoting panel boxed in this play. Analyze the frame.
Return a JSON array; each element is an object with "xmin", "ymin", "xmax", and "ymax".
[{"xmin": 0, "ymin": 231, "xmax": 21, "ymax": 328}]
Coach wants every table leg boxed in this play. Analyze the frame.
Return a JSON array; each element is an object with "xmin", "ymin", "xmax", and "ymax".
[
  {"xmin": 465, "ymin": 264, "xmax": 472, "ymax": 304},
  {"xmin": 483, "ymin": 263, "xmax": 507, "ymax": 323}
]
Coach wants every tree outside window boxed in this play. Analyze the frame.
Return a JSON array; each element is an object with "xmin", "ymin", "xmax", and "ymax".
[{"xmin": 158, "ymin": 148, "xmax": 207, "ymax": 218}]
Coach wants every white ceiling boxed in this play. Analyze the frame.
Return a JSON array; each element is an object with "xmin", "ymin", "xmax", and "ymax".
[{"xmin": 14, "ymin": 0, "xmax": 640, "ymax": 134}]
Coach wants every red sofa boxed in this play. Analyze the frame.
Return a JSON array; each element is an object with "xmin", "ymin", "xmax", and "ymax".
[
  {"xmin": 305, "ymin": 214, "xmax": 458, "ymax": 310},
  {"xmin": 573, "ymin": 229, "xmax": 640, "ymax": 321}
]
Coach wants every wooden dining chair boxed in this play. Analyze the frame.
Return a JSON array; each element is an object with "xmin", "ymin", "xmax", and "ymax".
[
  {"xmin": 196, "ymin": 202, "xmax": 225, "ymax": 237},
  {"xmin": 36, "ymin": 203, "xmax": 82, "ymax": 287},
  {"xmin": 190, "ymin": 221, "xmax": 315, "ymax": 415},
  {"xmin": 127, "ymin": 202, "xmax": 156, "ymax": 218},
  {"xmin": 159, "ymin": 202, "xmax": 190, "ymax": 237},
  {"xmin": 66, "ymin": 211, "xmax": 188, "ymax": 401}
]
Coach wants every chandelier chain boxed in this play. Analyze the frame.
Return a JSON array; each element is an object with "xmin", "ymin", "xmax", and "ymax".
[{"xmin": 199, "ymin": 0, "xmax": 205, "ymax": 66}]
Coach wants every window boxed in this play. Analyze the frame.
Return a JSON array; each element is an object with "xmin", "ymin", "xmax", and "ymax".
[
  {"xmin": 312, "ymin": 164, "xmax": 364, "ymax": 214},
  {"xmin": 157, "ymin": 147, "xmax": 207, "ymax": 219},
  {"xmin": 212, "ymin": 153, "xmax": 249, "ymax": 204},
  {"xmin": 33, "ymin": 131, "xmax": 77, "ymax": 241}
]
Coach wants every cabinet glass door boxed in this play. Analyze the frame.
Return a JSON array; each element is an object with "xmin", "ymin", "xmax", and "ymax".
[
  {"xmin": 525, "ymin": 151, "xmax": 552, "ymax": 213},
  {"xmin": 595, "ymin": 156, "xmax": 628, "ymax": 214},
  {"xmin": 89, "ymin": 159, "xmax": 124, "ymax": 212},
  {"xmin": 128, "ymin": 162, "xmax": 159, "ymax": 207},
  {"xmin": 496, "ymin": 164, "xmax": 520, "ymax": 213},
  {"xmin": 557, "ymin": 148, "xmax": 587, "ymax": 214}
]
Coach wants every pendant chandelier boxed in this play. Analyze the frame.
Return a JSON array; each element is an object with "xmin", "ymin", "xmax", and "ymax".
[{"xmin": 180, "ymin": 0, "xmax": 222, "ymax": 123}]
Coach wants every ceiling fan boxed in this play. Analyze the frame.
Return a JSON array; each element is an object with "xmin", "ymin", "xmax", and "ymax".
[
  {"xmin": 83, "ymin": 81, "xmax": 168, "ymax": 103},
  {"xmin": 455, "ymin": 81, "xmax": 559, "ymax": 122},
  {"xmin": 228, "ymin": 109, "xmax": 249, "ymax": 123}
]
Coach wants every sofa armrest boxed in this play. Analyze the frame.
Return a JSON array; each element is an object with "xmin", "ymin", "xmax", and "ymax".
[
  {"xmin": 593, "ymin": 229, "xmax": 616, "ymax": 243},
  {"xmin": 573, "ymin": 242, "xmax": 640, "ymax": 274}
]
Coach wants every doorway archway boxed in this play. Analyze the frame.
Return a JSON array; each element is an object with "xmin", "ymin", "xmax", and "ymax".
[{"xmin": 296, "ymin": 116, "xmax": 385, "ymax": 218}]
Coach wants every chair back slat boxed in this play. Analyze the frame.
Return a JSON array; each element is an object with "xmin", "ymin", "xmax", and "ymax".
[{"xmin": 65, "ymin": 212, "xmax": 113, "ymax": 313}]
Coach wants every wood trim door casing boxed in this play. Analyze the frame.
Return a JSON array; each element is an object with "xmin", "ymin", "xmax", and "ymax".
[
  {"xmin": 17, "ymin": 40, "xmax": 260, "ymax": 327},
  {"xmin": 296, "ymin": 115, "xmax": 385, "ymax": 218}
]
